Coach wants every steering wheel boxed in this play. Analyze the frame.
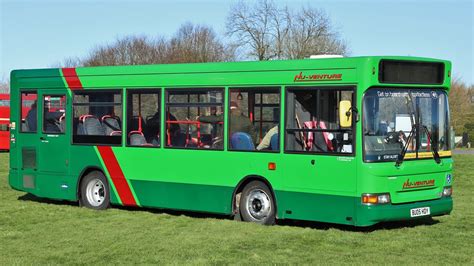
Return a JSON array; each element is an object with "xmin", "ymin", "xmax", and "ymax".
[{"xmin": 384, "ymin": 131, "xmax": 401, "ymax": 144}]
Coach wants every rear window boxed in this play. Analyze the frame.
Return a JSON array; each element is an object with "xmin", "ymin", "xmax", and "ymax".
[{"xmin": 0, "ymin": 99, "xmax": 9, "ymax": 107}]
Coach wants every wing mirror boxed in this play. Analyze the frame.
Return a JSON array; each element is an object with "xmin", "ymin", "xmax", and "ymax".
[{"xmin": 339, "ymin": 100, "xmax": 353, "ymax": 128}]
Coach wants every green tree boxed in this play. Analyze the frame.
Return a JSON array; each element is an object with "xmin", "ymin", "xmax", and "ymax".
[{"xmin": 449, "ymin": 78, "xmax": 474, "ymax": 142}]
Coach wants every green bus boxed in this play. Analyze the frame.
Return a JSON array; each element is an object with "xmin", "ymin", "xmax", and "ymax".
[{"xmin": 8, "ymin": 56, "xmax": 453, "ymax": 226}]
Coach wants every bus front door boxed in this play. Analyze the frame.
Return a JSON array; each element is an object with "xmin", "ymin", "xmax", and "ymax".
[
  {"xmin": 282, "ymin": 154, "xmax": 357, "ymax": 224},
  {"xmin": 37, "ymin": 90, "xmax": 71, "ymax": 198}
]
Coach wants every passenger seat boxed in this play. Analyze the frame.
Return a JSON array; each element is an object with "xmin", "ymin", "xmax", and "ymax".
[
  {"xmin": 80, "ymin": 115, "xmax": 105, "ymax": 135},
  {"xmin": 102, "ymin": 115, "xmax": 121, "ymax": 136}
]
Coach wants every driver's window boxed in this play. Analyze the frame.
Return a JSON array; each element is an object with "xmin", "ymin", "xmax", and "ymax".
[{"xmin": 42, "ymin": 95, "xmax": 66, "ymax": 134}]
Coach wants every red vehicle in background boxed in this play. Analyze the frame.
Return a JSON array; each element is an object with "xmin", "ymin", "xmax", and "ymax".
[
  {"xmin": 0, "ymin": 94, "xmax": 10, "ymax": 150},
  {"xmin": 0, "ymin": 93, "xmax": 39, "ymax": 151}
]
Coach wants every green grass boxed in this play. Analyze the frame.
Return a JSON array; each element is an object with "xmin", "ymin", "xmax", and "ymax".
[{"xmin": 1, "ymin": 153, "xmax": 473, "ymax": 264}]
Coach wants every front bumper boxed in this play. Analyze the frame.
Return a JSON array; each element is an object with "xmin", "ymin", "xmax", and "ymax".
[{"xmin": 355, "ymin": 196, "xmax": 453, "ymax": 227}]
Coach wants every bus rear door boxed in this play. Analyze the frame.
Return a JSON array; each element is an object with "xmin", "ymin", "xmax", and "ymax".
[
  {"xmin": 38, "ymin": 90, "xmax": 69, "ymax": 173},
  {"xmin": 35, "ymin": 90, "xmax": 70, "ymax": 199}
]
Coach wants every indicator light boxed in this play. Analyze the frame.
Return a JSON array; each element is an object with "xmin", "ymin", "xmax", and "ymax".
[
  {"xmin": 268, "ymin": 162, "xmax": 276, "ymax": 170},
  {"xmin": 361, "ymin": 193, "xmax": 391, "ymax": 205}
]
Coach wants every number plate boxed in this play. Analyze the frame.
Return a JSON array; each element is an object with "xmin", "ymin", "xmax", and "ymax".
[{"xmin": 410, "ymin": 207, "xmax": 430, "ymax": 217}]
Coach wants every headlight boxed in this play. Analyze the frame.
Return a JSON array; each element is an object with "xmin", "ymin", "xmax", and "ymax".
[
  {"xmin": 442, "ymin": 186, "xmax": 452, "ymax": 197},
  {"xmin": 362, "ymin": 193, "xmax": 391, "ymax": 205}
]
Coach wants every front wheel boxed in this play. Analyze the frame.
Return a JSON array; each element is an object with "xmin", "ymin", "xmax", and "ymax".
[
  {"xmin": 79, "ymin": 171, "xmax": 110, "ymax": 210},
  {"xmin": 239, "ymin": 181, "xmax": 275, "ymax": 225}
]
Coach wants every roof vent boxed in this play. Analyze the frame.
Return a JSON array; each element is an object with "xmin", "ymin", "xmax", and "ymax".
[{"xmin": 308, "ymin": 54, "xmax": 343, "ymax": 59}]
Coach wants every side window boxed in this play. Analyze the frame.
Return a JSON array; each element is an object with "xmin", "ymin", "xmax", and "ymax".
[
  {"xmin": 42, "ymin": 95, "xmax": 66, "ymax": 134},
  {"xmin": 0, "ymin": 97, "xmax": 10, "ymax": 132},
  {"xmin": 72, "ymin": 90, "xmax": 122, "ymax": 145},
  {"xmin": 126, "ymin": 90, "xmax": 161, "ymax": 147},
  {"xmin": 166, "ymin": 88, "xmax": 224, "ymax": 149},
  {"xmin": 20, "ymin": 92, "xmax": 38, "ymax": 133},
  {"xmin": 285, "ymin": 87, "xmax": 354, "ymax": 154},
  {"xmin": 228, "ymin": 88, "xmax": 280, "ymax": 151},
  {"xmin": 0, "ymin": 98, "xmax": 9, "ymax": 106}
]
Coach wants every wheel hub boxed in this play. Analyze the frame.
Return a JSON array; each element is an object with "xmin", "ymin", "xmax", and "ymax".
[
  {"xmin": 85, "ymin": 178, "xmax": 106, "ymax": 207},
  {"xmin": 247, "ymin": 189, "xmax": 271, "ymax": 220}
]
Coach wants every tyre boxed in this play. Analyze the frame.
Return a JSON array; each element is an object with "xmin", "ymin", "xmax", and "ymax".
[
  {"xmin": 79, "ymin": 171, "xmax": 110, "ymax": 210},
  {"xmin": 239, "ymin": 181, "xmax": 275, "ymax": 225}
]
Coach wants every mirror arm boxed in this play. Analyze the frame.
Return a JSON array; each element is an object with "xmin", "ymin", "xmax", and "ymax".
[{"xmin": 346, "ymin": 106, "xmax": 359, "ymax": 122}]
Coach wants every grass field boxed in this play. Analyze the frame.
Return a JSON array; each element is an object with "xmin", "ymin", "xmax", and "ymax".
[{"xmin": 1, "ymin": 153, "xmax": 473, "ymax": 264}]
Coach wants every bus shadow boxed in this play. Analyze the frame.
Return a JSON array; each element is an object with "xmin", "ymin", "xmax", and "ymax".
[
  {"xmin": 18, "ymin": 193, "xmax": 79, "ymax": 207},
  {"xmin": 17, "ymin": 193, "xmax": 228, "ymax": 220},
  {"xmin": 114, "ymin": 204, "xmax": 233, "ymax": 221},
  {"xmin": 277, "ymin": 217, "xmax": 440, "ymax": 232},
  {"xmin": 17, "ymin": 193, "xmax": 440, "ymax": 231},
  {"xmin": 112, "ymin": 204, "xmax": 441, "ymax": 232}
]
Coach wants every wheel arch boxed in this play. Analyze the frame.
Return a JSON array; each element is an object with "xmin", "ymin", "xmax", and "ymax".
[{"xmin": 231, "ymin": 175, "xmax": 278, "ymax": 217}]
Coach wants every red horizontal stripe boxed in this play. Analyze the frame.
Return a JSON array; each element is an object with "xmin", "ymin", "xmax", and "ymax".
[
  {"xmin": 61, "ymin": 68, "xmax": 83, "ymax": 90},
  {"xmin": 97, "ymin": 146, "xmax": 137, "ymax": 206}
]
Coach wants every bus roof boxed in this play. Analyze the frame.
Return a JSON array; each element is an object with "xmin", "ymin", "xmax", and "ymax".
[
  {"xmin": 11, "ymin": 56, "xmax": 450, "ymax": 77},
  {"xmin": 10, "ymin": 56, "xmax": 452, "ymax": 90}
]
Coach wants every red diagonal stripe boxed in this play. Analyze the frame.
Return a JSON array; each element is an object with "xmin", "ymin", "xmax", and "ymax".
[
  {"xmin": 97, "ymin": 146, "xmax": 137, "ymax": 206},
  {"xmin": 61, "ymin": 68, "xmax": 83, "ymax": 90}
]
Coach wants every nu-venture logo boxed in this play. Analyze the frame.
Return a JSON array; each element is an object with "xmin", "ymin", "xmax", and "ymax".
[
  {"xmin": 402, "ymin": 178, "xmax": 435, "ymax": 189},
  {"xmin": 293, "ymin": 72, "xmax": 342, "ymax": 82}
]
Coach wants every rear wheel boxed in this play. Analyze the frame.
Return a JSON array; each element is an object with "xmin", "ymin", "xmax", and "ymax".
[
  {"xmin": 239, "ymin": 181, "xmax": 275, "ymax": 225},
  {"xmin": 79, "ymin": 171, "xmax": 110, "ymax": 210}
]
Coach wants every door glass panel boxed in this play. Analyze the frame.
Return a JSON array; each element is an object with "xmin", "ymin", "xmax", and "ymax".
[
  {"xmin": 20, "ymin": 92, "xmax": 38, "ymax": 132},
  {"xmin": 43, "ymin": 95, "xmax": 66, "ymax": 133},
  {"xmin": 285, "ymin": 87, "xmax": 354, "ymax": 154}
]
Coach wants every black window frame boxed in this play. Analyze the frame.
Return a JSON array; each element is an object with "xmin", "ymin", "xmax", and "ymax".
[
  {"xmin": 165, "ymin": 87, "xmax": 225, "ymax": 151},
  {"xmin": 284, "ymin": 86, "xmax": 356, "ymax": 156},
  {"xmin": 126, "ymin": 88, "xmax": 162, "ymax": 148},
  {"xmin": 72, "ymin": 89, "xmax": 123, "ymax": 146},
  {"xmin": 227, "ymin": 87, "xmax": 281, "ymax": 153}
]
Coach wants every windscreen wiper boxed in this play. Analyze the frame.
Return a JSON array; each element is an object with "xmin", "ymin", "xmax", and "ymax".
[
  {"xmin": 421, "ymin": 125, "xmax": 441, "ymax": 164},
  {"xmin": 395, "ymin": 92, "xmax": 441, "ymax": 166},
  {"xmin": 395, "ymin": 124, "xmax": 441, "ymax": 166},
  {"xmin": 396, "ymin": 93, "xmax": 417, "ymax": 167},
  {"xmin": 395, "ymin": 124, "xmax": 416, "ymax": 167}
]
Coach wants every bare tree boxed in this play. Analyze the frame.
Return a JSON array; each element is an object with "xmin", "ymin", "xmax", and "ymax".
[
  {"xmin": 226, "ymin": 0, "xmax": 276, "ymax": 60},
  {"xmin": 0, "ymin": 79, "xmax": 9, "ymax": 94},
  {"xmin": 168, "ymin": 23, "xmax": 234, "ymax": 63},
  {"xmin": 49, "ymin": 57, "xmax": 83, "ymax": 68},
  {"xmin": 226, "ymin": 0, "xmax": 347, "ymax": 60},
  {"xmin": 284, "ymin": 7, "xmax": 347, "ymax": 59},
  {"xmin": 68, "ymin": 23, "xmax": 233, "ymax": 67},
  {"xmin": 82, "ymin": 36, "xmax": 169, "ymax": 66}
]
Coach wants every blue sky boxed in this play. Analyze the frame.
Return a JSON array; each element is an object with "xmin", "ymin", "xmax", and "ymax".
[{"xmin": 0, "ymin": 0, "xmax": 473, "ymax": 84}]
